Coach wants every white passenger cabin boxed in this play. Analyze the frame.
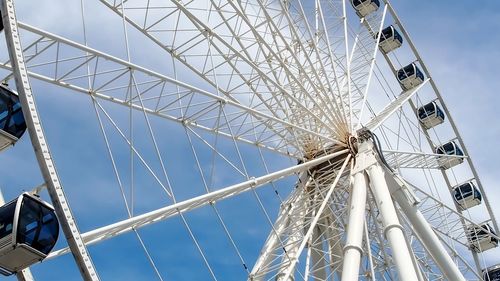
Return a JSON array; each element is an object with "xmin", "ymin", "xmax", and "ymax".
[
  {"xmin": 351, "ymin": 0, "xmax": 380, "ymax": 18},
  {"xmin": 417, "ymin": 101, "xmax": 445, "ymax": 129},
  {"xmin": 467, "ymin": 223, "xmax": 498, "ymax": 253},
  {"xmin": 397, "ymin": 63, "xmax": 425, "ymax": 90},
  {"xmin": 378, "ymin": 25, "xmax": 403, "ymax": 53},
  {"xmin": 0, "ymin": 84, "xmax": 26, "ymax": 152},
  {"xmin": 452, "ymin": 181, "xmax": 482, "ymax": 210},
  {"xmin": 435, "ymin": 141, "xmax": 464, "ymax": 169}
]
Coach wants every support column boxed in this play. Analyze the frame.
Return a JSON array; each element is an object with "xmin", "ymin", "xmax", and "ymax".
[
  {"xmin": 341, "ymin": 171, "xmax": 368, "ymax": 281},
  {"xmin": 385, "ymin": 174, "xmax": 467, "ymax": 281},
  {"xmin": 366, "ymin": 163, "xmax": 419, "ymax": 281}
]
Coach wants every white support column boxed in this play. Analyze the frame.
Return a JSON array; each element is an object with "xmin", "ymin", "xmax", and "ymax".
[
  {"xmin": 366, "ymin": 162, "xmax": 419, "ymax": 281},
  {"xmin": 341, "ymin": 171, "xmax": 368, "ymax": 281},
  {"xmin": 384, "ymin": 173, "xmax": 467, "ymax": 281},
  {"xmin": 354, "ymin": 135, "xmax": 419, "ymax": 281}
]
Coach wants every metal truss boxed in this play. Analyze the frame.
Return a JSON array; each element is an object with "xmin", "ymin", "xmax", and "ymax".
[{"xmin": 0, "ymin": 0, "xmax": 496, "ymax": 280}]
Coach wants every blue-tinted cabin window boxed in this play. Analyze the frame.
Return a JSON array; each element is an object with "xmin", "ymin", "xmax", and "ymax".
[
  {"xmin": 470, "ymin": 227, "xmax": 488, "ymax": 241},
  {"xmin": 471, "ymin": 225, "xmax": 495, "ymax": 240},
  {"xmin": 394, "ymin": 30, "xmax": 403, "ymax": 44},
  {"xmin": 398, "ymin": 64, "xmax": 415, "ymax": 80},
  {"xmin": 436, "ymin": 142, "xmax": 455, "ymax": 155},
  {"xmin": 436, "ymin": 106, "xmax": 445, "ymax": 120},
  {"xmin": 485, "ymin": 268, "xmax": 500, "ymax": 281},
  {"xmin": 415, "ymin": 67, "xmax": 425, "ymax": 80},
  {"xmin": 379, "ymin": 26, "xmax": 393, "ymax": 43},
  {"xmin": 353, "ymin": 0, "xmax": 379, "ymax": 7},
  {"xmin": 454, "ymin": 183, "xmax": 473, "ymax": 201},
  {"xmin": 379, "ymin": 26, "xmax": 402, "ymax": 45},
  {"xmin": 0, "ymin": 201, "xmax": 16, "ymax": 240},
  {"xmin": 436, "ymin": 142, "xmax": 463, "ymax": 156},
  {"xmin": 16, "ymin": 196, "xmax": 59, "ymax": 255},
  {"xmin": 418, "ymin": 102, "xmax": 436, "ymax": 119},
  {"xmin": 0, "ymin": 87, "xmax": 26, "ymax": 138},
  {"xmin": 475, "ymin": 189, "xmax": 482, "ymax": 201}
]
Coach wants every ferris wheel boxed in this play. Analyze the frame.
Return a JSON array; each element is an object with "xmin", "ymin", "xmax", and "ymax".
[{"xmin": 0, "ymin": 0, "xmax": 498, "ymax": 280}]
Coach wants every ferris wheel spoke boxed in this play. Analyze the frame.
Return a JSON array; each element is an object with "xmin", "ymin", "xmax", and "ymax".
[
  {"xmin": 241, "ymin": 0, "xmax": 348, "ymax": 134},
  {"xmin": 1, "ymin": 0, "xmax": 495, "ymax": 279},
  {"xmin": 364, "ymin": 78, "xmax": 429, "ymax": 131},
  {"xmin": 1, "ymin": 23, "xmax": 344, "ymax": 157},
  {"xmin": 92, "ymin": 98, "xmax": 174, "ymax": 198},
  {"xmin": 260, "ymin": 0, "xmax": 349, "ymax": 134},
  {"xmin": 271, "ymin": 155, "xmax": 351, "ymax": 281},
  {"xmin": 339, "ymin": 2, "xmax": 386, "ymax": 131},
  {"xmin": 46, "ymin": 150, "xmax": 348, "ymax": 260},
  {"xmin": 91, "ymin": 93, "xmax": 168, "ymax": 280},
  {"xmin": 353, "ymin": 5, "xmax": 389, "ymax": 131},
  {"xmin": 98, "ymin": 0, "xmax": 342, "ymax": 141},
  {"xmin": 249, "ymin": 185, "xmax": 308, "ymax": 281},
  {"xmin": 313, "ymin": 0, "xmax": 352, "ymax": 130},
  {"xmin": 382, "ymin": 150, "xmax": 466, "ymax": 170},
  {"xmin": 229, "ymin": 0, "xmax": 347, "ymax": 133},
  {"xmin": 249, "ymin": 157, "xmax": 351, "ymax": 281}
]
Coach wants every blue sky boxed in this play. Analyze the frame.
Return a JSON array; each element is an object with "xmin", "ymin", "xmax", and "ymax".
[{"xmin": 1, "ymin": 0, "xmax": 500, "ymax": 280}]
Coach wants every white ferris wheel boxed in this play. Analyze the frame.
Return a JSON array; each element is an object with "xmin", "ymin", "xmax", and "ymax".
[{"xmin": 0, "ymin": 0, "xmax": 498, "ymax": 280}]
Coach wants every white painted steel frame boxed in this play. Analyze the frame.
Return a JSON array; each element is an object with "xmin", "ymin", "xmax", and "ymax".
[
  {"xmin": 359, "ymin": 140, "xmax": 419, "ymax": 281},
  {"xmin": 0, "ymin": 22, "xmax": 342, "ymax": 157},
  {"xmin": 0, "ymin": 0, "xmax": 99, "ymax": 280},
  {"xmin": 340, "ymin": 170, "xmax": 367, "ymax": 281},
  {"xmin": 384, "ymin": 172, "xmax": 466, "ymax": 281},
  {"xmin": 379, "ymin": 0, "xmax": 498, "ymax": 275},
  {"xmin": 47, "ymin": 150, "xmax": 349, "ymax": 259},
  {"xmin": 383, "ymin": 0, "xmax": 498, "ymax": 233},
  {"xmin": 0, "ymin": 0, "xmax": 493, "ymax": 279}
]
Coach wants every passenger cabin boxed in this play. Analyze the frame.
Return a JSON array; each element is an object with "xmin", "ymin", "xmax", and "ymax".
[
  {"xmin": 351, "ymin": 0, "xmax": 380, "ymax": 18},
  {"xmin": 452, "ymin": 181, "xmax": 482, "ymax": 210},
  {"xmin": 0, "ymin": 193, "xmax": 59, "ymax": 276},
  {"xmin": 397, "ymin": 63, "xmax": 425, "ymax": 90},
  {"xmin": 435, "ymin": 141, "xmax": 464, "ymax": 169},
  {"xmin": 467, "ymin": 223, "xmax": 498, "ymax": 253},
  {"xmin": 0, "ymin": 84, "xmax": 27, "ymax": 152},
  {"xmin": 378, "ymin": 26, "xmax": 403, "ymax": 53},
  {"xmin": 417, "ymin": 101, "xmax": 445, "ymax": 129},
  {"xmin": 484, "ymin": 264, "xmax": 500, "ymax": 281}
]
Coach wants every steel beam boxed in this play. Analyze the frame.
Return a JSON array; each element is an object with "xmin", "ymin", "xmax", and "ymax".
[{"xmin": 0, "ymin": 0, "xmax": 99, "ymax": 279}]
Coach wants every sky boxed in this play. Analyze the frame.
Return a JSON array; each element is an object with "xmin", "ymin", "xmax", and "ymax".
[{"xmin": 1, "ymin": 0, "xmax": 500, "ymax": 280}]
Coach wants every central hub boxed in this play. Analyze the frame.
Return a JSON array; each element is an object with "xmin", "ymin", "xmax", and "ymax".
[{"xmin": 346, "ymin": 135, "xmax": 358, "ymax": 156}]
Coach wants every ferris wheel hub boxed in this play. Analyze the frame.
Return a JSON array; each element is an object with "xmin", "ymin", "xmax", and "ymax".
[{"xmin": 347, "ymin": 135, "xmax": 358, "ymax": 156}]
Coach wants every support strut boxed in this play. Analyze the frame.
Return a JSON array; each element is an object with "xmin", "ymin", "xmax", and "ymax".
[{"xmin": 341, "ymin": 171, "xmax": 368, "ymax": 281}]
